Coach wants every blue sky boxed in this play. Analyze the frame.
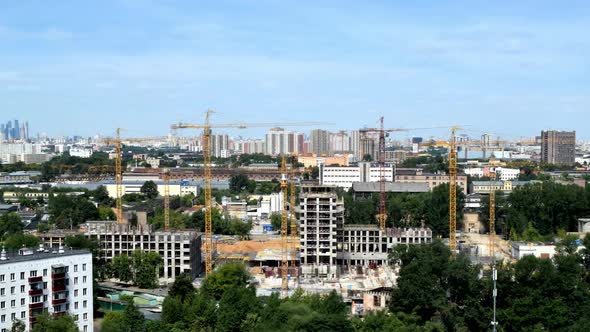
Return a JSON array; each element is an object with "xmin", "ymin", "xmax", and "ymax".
[{"xmin": 0, "ymin": 1, "xmax": 589, "ymax": 140}]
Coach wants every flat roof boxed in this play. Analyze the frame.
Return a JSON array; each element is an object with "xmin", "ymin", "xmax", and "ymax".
[{"xmin": 0, "ymin": 248, "xmax": 91, "ymax": 265}]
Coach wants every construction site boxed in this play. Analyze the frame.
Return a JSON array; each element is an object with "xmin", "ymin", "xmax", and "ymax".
[{"xmin": 62, "ymin": 114, "xmax": 516, "ymax": 315}]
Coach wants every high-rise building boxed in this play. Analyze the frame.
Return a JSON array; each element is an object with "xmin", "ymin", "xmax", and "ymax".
[
  {"xmin": 265, "ymin": 128, "xmax": 303, "ymax": 155},
  {"xmin": 298, "ymin": 185, "xmax": 344, "ymax": 279},
  {"xmin": 349, "ymin": 130, "xmax": 361, "ymax": 160},
  {"xmin": 0, "ymin": 247, "xmax": 94, "ymax": 332},
  {"xmin": 541, "ymin": 130, "xmax": 576, "ymax": 165},
  {"xmin": 329, "ymin": 131, "xmax": 349, "ymax": 153},
  {"xmin": 211, "ymin": 134, "xmax": 229, "ymax": 158},
  {"xmin": 310, "ymin": 129, "xmax": 330, "ymax": 155}
]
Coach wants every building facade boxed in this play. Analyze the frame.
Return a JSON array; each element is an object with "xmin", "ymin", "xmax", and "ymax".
[
  {"xmin": 41, "ymin": 222, "xmax": 202, "ymax": 283},
  {"xmin": 319, "ymin": 162, "xmax": 395, "ymax": 189},
  {"xmin": 265, "ymin": 128, "xmax": 303, "ymax": 155},
  {"xmin": 541, "ymin": 130, "xmax": 576, "ymax": 165},
  {"xmin": 0, "ymin": 247, "xmax": 93, "ymax": 332},
  {"xmin": 394, "ymin": 168, "xmax": 468, "ymax": 193},
  {"xmin": 310, "ymin": 129, "xmax": 330, "ymax": 155},
  {"xmin": 298, "ymin": 185, "xmax": 344, "ymax": 279}
]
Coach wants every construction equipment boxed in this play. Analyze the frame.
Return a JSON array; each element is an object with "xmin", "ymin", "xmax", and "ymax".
[
  {"xmin": 98, "ymin": 129, "xmax": 168, "ymax": 224},
  {"xmin": 171, "ymin": 113, "xmax": 323, "ymax": 276},
  {"xmin": 280, "ymin": 155, "xmax": 289, "ymax": 294},
  {"xmin": 488, "ymin": 154, "xmax": 502, "ymax": 259},
  {"xmin": 289, "ymin": 154, "xmax": 298, "ymax": 282},
  {"xmin": 163, "ymin": 169, "xmax": 171, "ymax": 230},
  {"xmin": 448, "ymin": 126, "xmax": 460, "ymax": 254}
]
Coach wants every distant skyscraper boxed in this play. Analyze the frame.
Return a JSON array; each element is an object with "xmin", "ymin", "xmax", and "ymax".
[
  {"xmin": 211, "ymin": 134, "xmax": 229, "ymax": 158},
  {"xmin": 311, "ymin": 129, "xmax": 330, "ymax": 155},
  {"xmin": 329, "ymin": 131, "xmax": 349, "ymax": 154},
  {"xmin": 349, "ymin": 130, "xmax": 361, "ymax": 160},
  {"xmin": 541, "ymin": 130, "xmax": 576, "ymax": 165}
]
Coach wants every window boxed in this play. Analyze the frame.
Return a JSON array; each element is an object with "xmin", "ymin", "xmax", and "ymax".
[
  {"xmin": 74, "ymin": 277, "xmax": 78, "ymax": 285},
  {"xmin": 43, "ymin": 282, "xmax": 47, "ymax": 289},
  {"xmin": 74, "ymin": 265, "xmax": 78, "ymax": 272},
  {"xmin": 19, "ymin": 272, "xmax": 24, "ymax": 280},
  {"xmin": 74, "ymin": 302, "xmax": 78, "ymax": 309},
  {"xmin": 83, "ymin": 300, "xmax": 87, "ymax": 308},
  {"xmin": 83, "ymin": 288, "xmax": 87, "ymax": 296},
  {"xmin": 0, "ymin": 301, "xmax": 4, "ymax": 309},
  {"xmin": 82, "ymin": 264, "xmax": 86, "ymax": 271},
  {"xmin": 0, "ymin": 288, "xmax": 3, "ymax": 296},
  {"xmin": 0, "ymin": 275, "xmax": 4, "ymax": 282},
  {"xmin": 20, "ymin": 285, "xmax": 24, "ymax": 293},
  {"xmin": 30, "ymin": 270, "xmax": 37, "ymax": 277},
  {"xmin": 43, "ymin": 295, "xmax": 47, "ymax": 302},
  {"xmin": 43, "ymin": 269, "xmax": 47, "ymax": 277},
  {"xmin": 74, "ymin": 290, "xmax": 78, "ymax": 297},
  {"xmin": 83, "ymin": 313, "xmax": 87, "ymax": 320},
  {"xmin": 10, "ymin": 287, "xmax": 15, "ymax": 295},
  {"xmin": 32, "ymin": 296, "xmax": 40, "ymax": 303},
  {"xmin": 82, "ymin": 276, "xmax": 87, "ymax": 283},
  {"xmin": 20, "ymin": 298, "xmax": 24, "ymax": 306},
  {"xmin": 1, "ymin": 315, "xmax": 4, "ymax": 322},
  {"xmin": 10, "ymin": 273, "xmax": 14, "ymax": 281},
  {"xmin": 74, "ymin": 314, "xmax": 79, "ymax": 321},
  {"xmin": 20, "ymin": 311, "xmax": 25, "ymax": 319},
  {"xmin": 10, "ymin": 300, "xmax": 15, "ymax": 307},
  {"xmin": 11, "ymin": 313, "xmax": 15, "ymax": 321},
  {"xmin": 84, "ymin": 326, "xmax": 88, "ymax": 332}
]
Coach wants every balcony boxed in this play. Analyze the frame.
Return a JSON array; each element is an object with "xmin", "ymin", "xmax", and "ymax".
[
  {"xmin": 28, "ymin": 276, "xmax": 43, "ymax": 283},
  {"xmin": 29, "ymin": 302, "xmax": 44, "ymax": 309},
  {"xmin": 29, "ymin": 289, "xmax": 43, "ymax": 296},
  {"xmin": 52, "ymin": 298, "xmax": 67, "ymax": 305},
  {"xmin": 52, "ymin": 285, "xmax": 66, "ymax": 292},
  {"xmin": 52, "ymin": 273, "xmax": 66, "ymax": 280},
  {"xmin": 29, "ymin": 316, "xmax": 37, "ymax": 323}
]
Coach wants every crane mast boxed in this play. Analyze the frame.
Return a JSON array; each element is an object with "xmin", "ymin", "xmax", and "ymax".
[
  {"xmin": 449, "ymin": 127, "xmax": 459, "ymax": 254},
  {"xmin": 203, "ymin": 110, "xmax": 214, "ymax": 275},
  {"xmin": 280, "ymin": 155, "xmax": 289, "ymax": 294},
  {"xmin": 290, "ymin": 154, "xmax": 298, "ymax": 282},
  {"xmin": 163, "ymin": 169, "xmax": 170, "ymax": 231},
  {"xmin": 377, "ymin": 117, "xmax": 387, "ymax": 230},
  {"xmin": 489, "ymin": 155, "xmax": 497, "ymax": 259},
  {"xmin": 115, "ymin": 128, "xmax": 123, "ymax": 223}
]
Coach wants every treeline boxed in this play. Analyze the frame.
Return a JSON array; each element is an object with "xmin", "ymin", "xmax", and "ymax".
[
  {"xmin": 389, "ymin": 238, "xmax": 590, "ymax": 331},
  {"xmin": 344, "ymin": 183, "xmax": 465, "ymax": 237},
  {"xmin": 481, "ymin": 181, "xmax": 590, "ymax": 237}
]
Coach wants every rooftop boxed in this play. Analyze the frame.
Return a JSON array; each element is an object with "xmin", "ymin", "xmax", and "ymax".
[{"xmin": 0, "ymin": 247, "xmax": 91, "ymax": 265}]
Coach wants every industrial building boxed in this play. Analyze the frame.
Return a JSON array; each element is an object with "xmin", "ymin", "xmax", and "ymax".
[
  {"xmin": 395, "ymin": 168, "xmax": 468, "ymax": 193},
  {"xmin": 104, "ymin": 180, "xmax": 198, "ymax": 198},
  {"xmin": 0, "ymin": 247, "xmax": 93, "ymax": 332},
  {"xmin": 541, "ymin": 130, "xmax": 576, "ymax": 165},
  {"xmin": 319, "ymin": 162, "xmax": 395, "ymax": 189}
]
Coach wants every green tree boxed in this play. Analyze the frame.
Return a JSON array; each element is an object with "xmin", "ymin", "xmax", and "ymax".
[
  {"xmin": 32, "ymin": 313, "xmax": 78, "ymax": 332},
  {"xmin": 92, "ymin": 185, "xmax": 113, "ymax": 206},
  {"xmin": 3, "ymin": 233, "xmax": 40, "ymax": 250},
  {"xmin": 101, "ymin": 311, "xmax": 125, "ymax": 332},
  {"xmin": 132, "ymin": 250, "xmax": 163, "ymax": 289},
  {"xmin": 203, "ymin": 262, "xmax": 251, "ymax": 300},
  {"xmin": 98, "ymin": 205, "xmax": 117, "ymax": 221},
  {"xmin": 216, "ymin": 286, "xmax": 260, "ymax": 332},
  {"xmin": 230, "ymin": 174, "xmax": 255, "ymax": 193},
  {"xmin": 168, "ymin": 273, "xmax": 195, "ymax": 301},
  {"xmin": 0, "ymin": 212, "xmax": 23, "ymax": 239},
  {"xmin": 140, "ymin": 181, "xmax": 159, "ymax": 199},
  {"xmin": 9, "ymin": 320, "xmax": 26, "ymax": 332},
  {"xmin": 123, "ymin": 300, "xmax": 146, "ymax": 332},
  {"xmin": 111, "ymin": 254, "xmax": 133, "ymax": 283}
]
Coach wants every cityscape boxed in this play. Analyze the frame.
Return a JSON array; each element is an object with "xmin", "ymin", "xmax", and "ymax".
[{"xmin": 1, "ymin": 2, "xmax": 590, "ymax": 332}]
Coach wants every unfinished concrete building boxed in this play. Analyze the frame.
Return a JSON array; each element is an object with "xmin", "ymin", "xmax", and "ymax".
[{"xmin": 298, "ymin": 185, "xmax": 344, "ymax": 279}]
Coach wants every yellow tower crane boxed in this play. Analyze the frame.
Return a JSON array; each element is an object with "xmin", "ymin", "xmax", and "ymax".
[
  {"xmin": 488, "ymin": 154, "xmax": 502, "ymax": 259},
  {"xmin": 289, "ymin": 154, "xmax": 298, "ymax": 282},
  {"xmin": 448, "ymin": 127, "xmax": 460, "ymax": 254},
  {"xmin": 172, "ymin": 114, "xmax": 324, "ymax": 276},
  {"xmin": 280, "ymin": 155, "xmax": 289, "ymax": 294},
  {"xmin": 98, "ymin": 130, "xmax": 166, "ymax": 223},
  {"xmin": 163, "ymin": 168, "xmax": 171, "ymax": 230}
]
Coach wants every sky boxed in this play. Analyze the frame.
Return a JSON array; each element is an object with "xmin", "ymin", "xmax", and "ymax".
[{"xmin": 0, "ymin": 0, "xmax": 589, "ymax": 140}]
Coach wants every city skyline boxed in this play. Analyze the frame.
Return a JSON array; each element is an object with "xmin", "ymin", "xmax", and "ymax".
[{"xmin": 0, "ymin": 1, "xmax": 589, "ymax": 139}]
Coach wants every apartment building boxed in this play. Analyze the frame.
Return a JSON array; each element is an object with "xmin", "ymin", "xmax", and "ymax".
[
  {"xmin": 41, "ymin": 221, "xmax": 202, "ymax": 283},
  {"xmin": 0, "ymin": 247, "xmax": 93, "ymax": 332},
  {"xmin": 298, "ymin": 185, "xmax": 344, "ymax": 279},
  {"xmin": 104, "ymin": 180, "xmax": 198, "ymax": 198},
  {"xmin": 541, "ymin": 130, "xmax": 576, "ymax": 165},
  {"xmin": 463, "ymin": 167, "xmax": 520, "ymax": 181}
]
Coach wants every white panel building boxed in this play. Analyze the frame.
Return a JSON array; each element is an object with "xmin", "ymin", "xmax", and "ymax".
[
  {"xmin": 0, "ymin": 247, "xmax": 93, "ymax": 332},
  {"xmin": 319, "ymin": 162, "xmax": 395, "ymax": 189}
]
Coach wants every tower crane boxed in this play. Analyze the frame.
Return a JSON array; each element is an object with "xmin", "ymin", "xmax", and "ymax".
[
  {"xmin": 449, "ymin": 126, "xmax": 460, "ymax": 254},
  {"xmin": 360, "ymin": 122, "xmax": 458, "ymax": 230},
  {"xmin": 289, "ymin": 153, "xmax": 298, "ymax": 282},
  {"xmin": 163, "ymin": 168, "xmax": 171, "ymax": 231},
  {"xmin": 488, "ymin": 154, "xmax": 502, "ymax": 259},
  {"xmin": 171, "ymin": 112, "xmax": 324, "ymax": 276},
  {"xmin": 280, "ymin": 155, "xmax": 289, "ymax": 294},
  {"xmin": 98, "ymin": 129, "xmax": 168, "ymax": 223}
]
